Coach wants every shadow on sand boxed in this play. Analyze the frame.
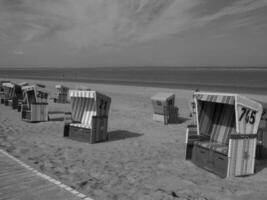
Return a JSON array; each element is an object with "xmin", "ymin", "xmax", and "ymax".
[
  {"xmin": 168, "ymin": 116, "xmax": 190, "ymax": 124},
  {"xmin": 108, "ymin": 130, "xmax": 143, "ymax": 142},
  {"xmin": 255, "ymin": 159, "xmax": 267, "ymax": 173}
]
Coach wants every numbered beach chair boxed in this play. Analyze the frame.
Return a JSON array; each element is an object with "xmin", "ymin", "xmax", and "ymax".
[
  {"xmin": 185, "ymin": 92, "xmax": 264, "ymax": 177},
  {"xmin": 54, "ymin": 84, "xmax": 69, "ymax": 103},
  {"xmin": 63, "ymin": 89, "xmax": 111, "ymax": 143},
  {"xmin": 21, "ymin": 84, "xmax": 49, "ymax": 122},
  {"xmin": 151, "ymin": 92, "xmax": 178, "ymax": 124}
]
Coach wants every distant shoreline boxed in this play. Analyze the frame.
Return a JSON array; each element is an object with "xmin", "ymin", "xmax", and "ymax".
[
  {"xmin": 1, "ymin": 66, "xmax": 267, "ymax": 95},
  {"xmin": 0, "ymin": 66, "xmax": 267, "ymax": 71},
  {"xmin": 1, "ymin": 76, "xmax": 267, "ymax": 96}
]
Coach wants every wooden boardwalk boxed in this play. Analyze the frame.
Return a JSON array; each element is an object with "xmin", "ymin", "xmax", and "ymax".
[{"xmin": 0, "ymin": 149, "xmax": 92, "ymax": 200}]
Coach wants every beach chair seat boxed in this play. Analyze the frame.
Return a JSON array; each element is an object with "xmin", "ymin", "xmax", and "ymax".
[
  {"xmin": 194, "ymin": 141, "xmax": 228, "ymax": 155},
  {"xmin": 70, "ymin": 123, "xmax": 91, "ymax": 129}
]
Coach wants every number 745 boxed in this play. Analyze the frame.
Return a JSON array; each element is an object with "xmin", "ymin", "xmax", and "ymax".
[{"xmin": 239, "ymin": 107, "xmax": 256, "ymax": 125}]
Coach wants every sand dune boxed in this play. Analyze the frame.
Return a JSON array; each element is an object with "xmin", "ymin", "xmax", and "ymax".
[{"xmin": 1, "ymin": 79, "xmax": 267, "ymax": 200}]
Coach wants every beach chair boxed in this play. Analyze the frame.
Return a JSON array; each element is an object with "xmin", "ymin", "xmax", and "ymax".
[
  {"xmin": 21, "ymin": 84, "xmax": 49, "ymax": 122},
  {"xmin": 256, "ymin": 104, "xmax": 267, "ymax": 160},
  {"xmin": 1, "ymin": 82, "xmax": 18, "ymax": 107},
  {"xmin": 54, "ymin": 84, "xmax": 69, "ymax": 103},
  {"xmin": 63, "ymin": 89, "xmax": 111, "ymax": 143},
  {"xmin": 151, "ymin": 92, "xmax": 178, "ymax": 124},
  {"xmin": 185, "ymin": 92, "xmax": 264, "ymax": 177},
  {"xmin": 16, "ymin": 82, "xmax": 29, "ymax": 112},
  {"xmin": 0, "ymin": 81, "xmax": 10, "ymax": 104}
]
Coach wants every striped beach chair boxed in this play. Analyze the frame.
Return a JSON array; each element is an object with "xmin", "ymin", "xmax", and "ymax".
[
  {"xmin": 1, "ymin": 82, "xmax": 20, "ymax": 108},
  {"xmin": 185, "ymin": 92, "xmax": 264, "ymax": 177},
  {"xmin": 54, "ymin": 84, "xmax": 69, "ymax": 103},
  {"xmin": 0, "ymin": 81, "xmax": 10, "ymax": 104},
  {"xmin": 151, "ymin": 92, "xmax": 179, "ymax": 124},
  {"xmin": 21, "ymin": 84, "xmax": 49, "ymax": 122},
  {"xmin": 63, "ymin": 89, "xmax": 111, "ymax": 143},
  {"xmin": 16, "ymin": 82, "xmax": 29, "ymax": 111}
]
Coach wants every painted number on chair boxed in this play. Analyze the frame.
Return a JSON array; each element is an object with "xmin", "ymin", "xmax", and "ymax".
[
  {"xmin": 37, "ymin": 91, "xmax": 47, "ymax": 99},
  {"xmin": 239, "ymin": 107, "xmax": 256, "ymax": 125}
]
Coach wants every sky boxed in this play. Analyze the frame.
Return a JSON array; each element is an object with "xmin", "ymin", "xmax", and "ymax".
[{"xmin": 0, "ymin": 0, "xmax": 267, "ymax": 68}]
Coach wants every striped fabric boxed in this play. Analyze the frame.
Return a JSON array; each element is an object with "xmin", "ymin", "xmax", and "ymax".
[
  {"xmin": 69, "ymin": 90, "xmax": 96, "ymax": 98},
  {"xmin": 210, "ymin": 104, "xmax": 235, "ymax": 144},
  {"xmin": 198, "ymin": 101, "xmax": 216, "ymax": 136},
  {"xmin": 198, "ymin": 102, "xmax": 235, "ymax": 143},
  {"xmin": 196, "ymin": 94, "xmax": 235, "ymax": 105},
  {"xmin": 71, "ymin": 97, "xmax": 96, "ymax": 129}
]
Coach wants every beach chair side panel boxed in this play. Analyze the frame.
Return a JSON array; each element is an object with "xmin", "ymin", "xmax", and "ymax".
[
  {"xmin": 31, "ymin": 104, "xmax": 49, "ymax": 122},
  {"xmin": 91, "ymin": 116, "xmax": 108, "ymax": 143},
  {"xmin": 228, "ymin": 136, "xmax": 257, "ymax": 176}
]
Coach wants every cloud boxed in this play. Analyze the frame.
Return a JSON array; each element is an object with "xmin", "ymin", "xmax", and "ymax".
[
  {"xmin": 193, "ymin": 0, "xmax": 267, "ymax": 27},
  {"xmin": 0, "ymin": 0, "xmax": 266, "ymax": 50},
  {"xmin": 13, "ymin": 49, "xmax": 24, "ymax": 55}
]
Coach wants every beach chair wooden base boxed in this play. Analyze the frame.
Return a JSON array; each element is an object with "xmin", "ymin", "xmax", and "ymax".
[
  {"xmin": 152, "ymin": 106, "xmax": 179, "ymax": 124},
  {"xmin": 21, "ymin": 103, "xmax": 49, "ymax": 122},
  {"xmin": 64, "ymin": 116, "xmax": 109, "ymax": 144},
  {"xmin": 152, "ymin": 114, "xmax": 166, "ymax": 123},
  {"xmin": 186, "ymin": 124, "xmax": 258, "ymax": 177},
  {"xmin": 192, "ymin": 145, "xmax": 228, "ymax": 178}
]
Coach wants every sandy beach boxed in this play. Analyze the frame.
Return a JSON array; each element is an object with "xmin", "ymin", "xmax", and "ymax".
[{"xmin": 1, "ymin": 78, "xmax": 267, "ymax": 200}]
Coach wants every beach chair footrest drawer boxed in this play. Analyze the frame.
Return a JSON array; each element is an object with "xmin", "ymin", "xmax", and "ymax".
[
  {"xmin": 192, "ymin": 145, "xmax": 228, "ymax": 178},
  {"xmin": 68, "ymin": 125, "xmax": 94, "ymax": 143}
]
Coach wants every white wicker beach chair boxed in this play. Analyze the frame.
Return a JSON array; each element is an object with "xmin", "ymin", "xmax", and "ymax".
[
  {"xmin": 54, "ymin": 84, "xmax": 70, "ymax": 103},
  {"xmin": 63, "ymin": 89, "xmax": 111, "ymax": 143},
  {"xmin": 151, "ymin": 92, "xmax": 178, "ymax": 124},
  {"xmin": 21, "ymin": 85, "xmax": 49, "ymax": 122},
  {"xmin": 185, "ymin": 91, "xmax": 265, "ymax": 177}
]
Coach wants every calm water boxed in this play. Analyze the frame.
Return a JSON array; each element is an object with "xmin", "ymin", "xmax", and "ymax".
[{"xmin": 1, "ymin": 67, "xmax": 267, "ymax": 94}]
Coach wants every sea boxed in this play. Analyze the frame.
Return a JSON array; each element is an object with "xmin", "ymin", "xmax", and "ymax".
[{"xmin": 0, "ymin": 66, "xmax": 267, "ymax": 95}]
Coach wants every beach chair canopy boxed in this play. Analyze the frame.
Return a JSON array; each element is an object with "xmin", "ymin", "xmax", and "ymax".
[
  {"xmin": 69, "ymin": 90, "xmax": 111, "ymax": 129},
  {"xmin": 18, "ymin": 82, "xmax": 29, "ymax": 87},
  {"xmin": 151, "ymin": 92, "xmax": 175, "ymax": 115},
  {"xmin": 22, "ymin": 85, "xmax": 48, "ymax": 106},
  {"xmin": 195, "ymin": 92, "xmax": 263, "ymax": 138},
  {"xmin": 2, "ymin": 82, "xmax": 14, "ymax": 89},
  {"xmin": 2, "ymin": 82, "xmax": 22, "ymax": 99}
]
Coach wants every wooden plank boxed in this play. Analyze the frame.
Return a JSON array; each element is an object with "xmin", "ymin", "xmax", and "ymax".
[{"xmin": 0, "ymin": 150, "xmax": 90, "ymax": 200}]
